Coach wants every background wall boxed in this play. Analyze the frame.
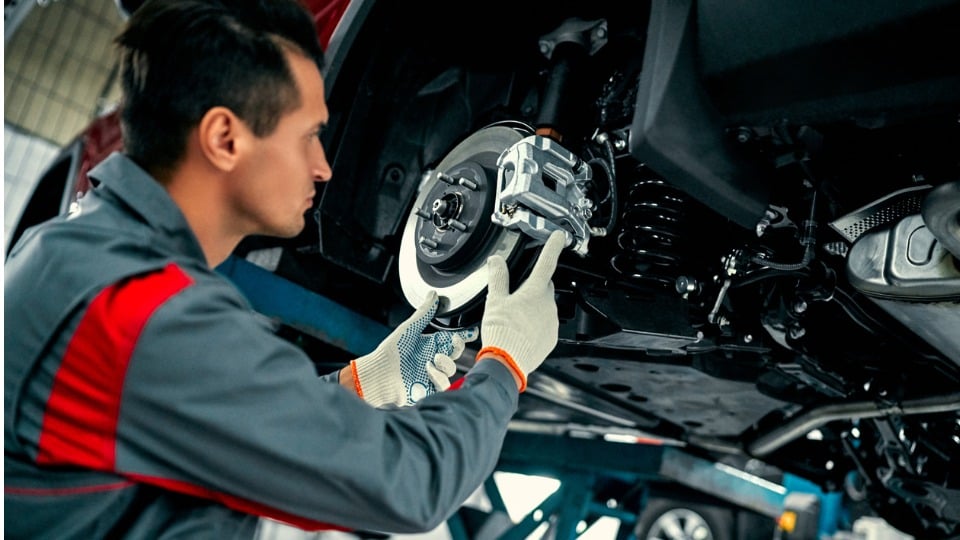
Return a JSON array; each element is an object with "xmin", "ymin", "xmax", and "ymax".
[{"xmin": 4, "ymin": 0, "xmax": 124, "ymax": 238}]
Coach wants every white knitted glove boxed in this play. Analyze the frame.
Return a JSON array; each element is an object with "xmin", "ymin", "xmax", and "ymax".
[
  {"xmin": 352, "ymin": 290, "xmax": 478, "ymax": 407},
  {"xmin": 478, "ymin": 230, "xmax": 566, "ymax": 391}
]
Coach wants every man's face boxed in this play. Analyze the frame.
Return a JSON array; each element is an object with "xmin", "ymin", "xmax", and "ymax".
[{"xmin": 229, "ymin": 49, "xmax": 332, "ymax": 239}]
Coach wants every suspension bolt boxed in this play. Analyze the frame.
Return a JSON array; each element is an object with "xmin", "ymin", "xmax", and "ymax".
[{"xmin": 675, "ymin": 276, "xmax": 698, "ymax": 295}]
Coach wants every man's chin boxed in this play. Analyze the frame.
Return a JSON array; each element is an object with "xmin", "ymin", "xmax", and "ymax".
[{"xmin": 264, "ymin": 221, "xmax": 306, "ymax": 240}]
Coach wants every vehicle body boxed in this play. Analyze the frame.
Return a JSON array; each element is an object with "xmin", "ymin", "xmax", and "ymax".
[{"xmin": 7, "ymin": 1, "xmax": 960, "ymax": 538}]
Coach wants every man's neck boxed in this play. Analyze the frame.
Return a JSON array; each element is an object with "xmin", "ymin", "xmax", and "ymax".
[{"xmin": 164, "ymin": 164, "xmax": 244, "ymax": 268}]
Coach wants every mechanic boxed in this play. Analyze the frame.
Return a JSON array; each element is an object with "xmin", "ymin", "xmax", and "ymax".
[{"xmin": 3, "ymin": 0, "xmax": 567, "ymax": 537}]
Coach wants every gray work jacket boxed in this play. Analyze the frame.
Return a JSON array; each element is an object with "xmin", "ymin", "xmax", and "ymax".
[{"xmin": 4, "ymin": 152, "xmax": 518, "ymax": 539}]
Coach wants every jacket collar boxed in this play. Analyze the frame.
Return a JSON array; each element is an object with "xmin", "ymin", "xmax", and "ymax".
[{"xmin": 87, "ymin": 152, "xmax": 208, "ymax": 264}]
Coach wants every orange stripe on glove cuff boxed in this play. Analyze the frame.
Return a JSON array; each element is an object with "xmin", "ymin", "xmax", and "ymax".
[
  {"xmin": 477, "ymin": 346, "xmax": 527, "ymax": 392},
  {"xmin": 350, "ymin": 360, "xmax": 364, "ymax": 398}
]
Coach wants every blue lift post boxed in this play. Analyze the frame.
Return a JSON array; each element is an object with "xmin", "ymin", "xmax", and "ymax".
[
  {"xmin": 453, "ymin": 428, "xmax": 793, "ymax": 540},
  {"xmin": 219, "ymin": 255, "xmax": 834, "ymax": 539}
]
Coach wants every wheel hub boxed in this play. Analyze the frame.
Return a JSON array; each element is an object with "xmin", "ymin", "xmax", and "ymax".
[{"xmin": 413, "ymin": 160, "xmax": 495, "ymax": 272}]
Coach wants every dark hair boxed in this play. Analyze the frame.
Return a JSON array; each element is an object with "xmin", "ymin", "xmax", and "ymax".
[{"xmin": 114, "ymin": 0, "xmax": 325, "ymax": 176}]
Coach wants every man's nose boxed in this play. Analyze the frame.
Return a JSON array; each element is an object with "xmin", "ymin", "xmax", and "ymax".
[{"xmin": 314, "ymin": 145, "xmax": 333, "ymax": 183}]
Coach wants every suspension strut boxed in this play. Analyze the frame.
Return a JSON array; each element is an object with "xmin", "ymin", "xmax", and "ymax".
[{"xmin": 535, "ymin": 18, "xmax": 609, "ymax": 142}]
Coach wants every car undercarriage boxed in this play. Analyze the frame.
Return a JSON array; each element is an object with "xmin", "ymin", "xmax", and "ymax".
[{"xmin": 291, "ymin": 1, "xmax": 960, "ymax": 537}]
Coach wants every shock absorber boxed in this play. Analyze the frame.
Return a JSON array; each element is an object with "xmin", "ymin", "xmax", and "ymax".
[
  {"xmin": 535, "ymin": 18, "xmax": 609, "ymax": 143},
  {"xmin": 610, "ymin": 174, "xmax": 690, "ymax": 288}
]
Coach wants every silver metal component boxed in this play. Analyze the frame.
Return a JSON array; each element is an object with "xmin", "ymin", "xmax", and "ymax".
[
  {"xmin": 755, "ymin": 210, "xmax": 776, "ymax": 237},
  {"xmin": 847, "ymin": 212, "xmax": 960, "ymax": 364},
  {"xmin": 415, "ymin": 209, "xmax": 430, "ymax": 220},
  {"xmin": 537, "ymin": 18, "xmax": 608, "ymax": 60},
  {"xmin": 823, "ymin": 241, "xmax": 849, "ymax": 257},
  {"xmin": 492, "ymin": 134, "xmax": 593, "ymax": 255},
  {"xmin": 458, "ymin": 177, "xmax": 479, "ymax": 191},
  {"xmin": 707, "ymin": 278, "xmax": 731, "ymax": 325},
  {"xmin": 438, "ymin": 172, "xmax": 456, "ymax": 184},
  {"xmin": 921, "ymin": 180, "xmax": 960, "ymax": 259},
  {"xmin": 675, "ymin": 276, "xmax": 697, "ymax": 295},
  {"xmin": 706, "ymin": 252, "xmax": 745, "ymax": 324},
  {"xmin": 418, "ymin": 236, "xmax": 438, "ymax": 249},
  {"xmin": 448, "ymin": 218, "xmax": 467, "ymax": 232},
  {"xmin": 399, "ymin": 125, "xmax": 526, "ymax": 316},
  {"xmin": 747, "ymin": 392, "xmax": 960, "ymax": 457},
  {"xmin": 432, "ymin": 198, "xmax": 450, "ymax": 214},
  {"xmin": 755, "ymin": 206, "xmax": 791, "ymax": 237},
  {"xmin": 829, "ymin": 185, "xmax": 930, "ymax": 243}
]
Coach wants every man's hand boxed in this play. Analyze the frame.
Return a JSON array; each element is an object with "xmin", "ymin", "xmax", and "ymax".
[
  {"xmin": 478, "ymin": 230, "xmax": 566, "ymax": 391},
  {"xmin": 352, "ymin": 290, "xmax": 478, "ymax": 407}
]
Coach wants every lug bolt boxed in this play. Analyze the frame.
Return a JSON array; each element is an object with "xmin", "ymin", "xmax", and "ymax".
[{"xmin": 458, "ymin": 178, "xmax": 479, "ymax": 190}]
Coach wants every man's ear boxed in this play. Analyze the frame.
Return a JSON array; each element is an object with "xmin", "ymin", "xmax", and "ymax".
[{"xmin": 197, "ymin": 106, "xmax": 246, "ymax": 172}]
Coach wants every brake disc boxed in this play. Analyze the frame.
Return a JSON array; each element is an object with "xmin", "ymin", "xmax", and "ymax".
[{"xmin": 399, "ymin": 123, "xmax": 533, "ymax": 326}]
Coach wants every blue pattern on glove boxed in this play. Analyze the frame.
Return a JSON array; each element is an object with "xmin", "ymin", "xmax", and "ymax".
[
  {"xmin": 354, "ymin": 291, "xmax": 478, "ymax": 407},
  {"xmin": 395, "ymin": 304, "xmax": 476, "ymax": 404},
  {"xmin": 398, "ymin": 328, "xmax": 453, "ymax": 403}
]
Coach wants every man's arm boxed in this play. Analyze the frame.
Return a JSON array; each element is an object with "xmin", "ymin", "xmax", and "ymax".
[{"xmin": 108, "ymin": 275, "xmax": 520, "ymax": 533}]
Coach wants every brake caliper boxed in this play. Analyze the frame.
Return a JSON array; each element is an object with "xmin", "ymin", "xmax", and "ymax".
[{"xmin": 492, "ymin": 134, "xmax": 593, "ymax": 255}]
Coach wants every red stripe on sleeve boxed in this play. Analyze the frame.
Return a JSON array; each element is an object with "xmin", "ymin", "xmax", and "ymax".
[
  {"xmin": 37, "ymin": 263, "xmax": 194, "ymax": 468},
  {"xmin": 34, "ymin": 263, "xmax": 351, "ymax": 531}
]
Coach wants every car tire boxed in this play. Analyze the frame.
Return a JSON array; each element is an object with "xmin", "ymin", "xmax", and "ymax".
[{"xmin": 634, "ymin": 496, "xmax": 734, "ymax": 540}]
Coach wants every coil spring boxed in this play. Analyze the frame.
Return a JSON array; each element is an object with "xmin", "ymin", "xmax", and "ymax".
[{"xmin": 610, "ymin": 177, "xmax": 688, "ymax": 288}]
